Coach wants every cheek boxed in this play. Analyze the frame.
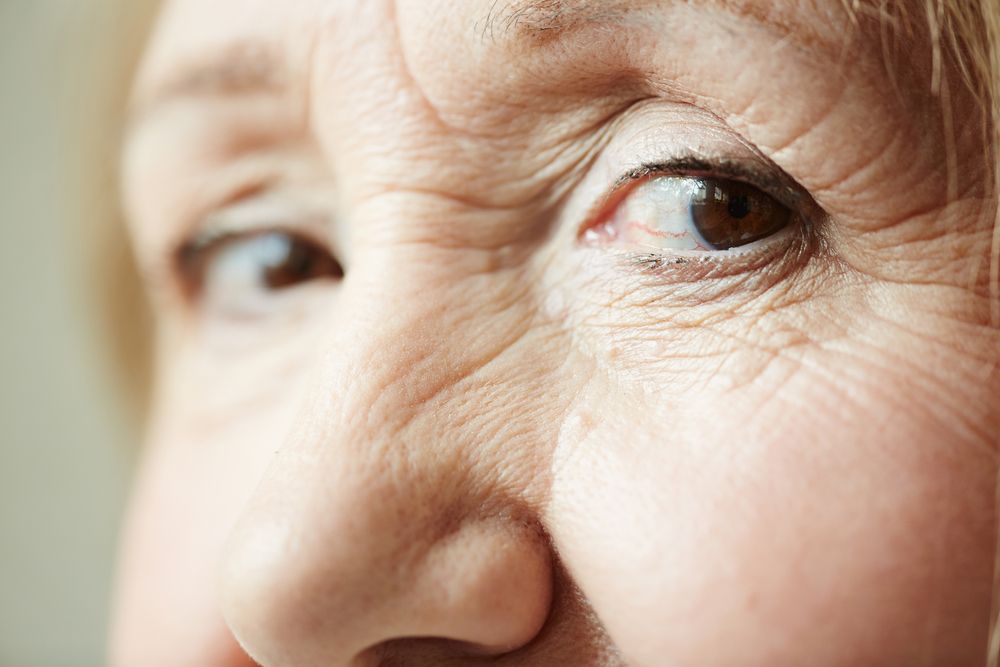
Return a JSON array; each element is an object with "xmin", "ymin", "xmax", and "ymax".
[
  {"xmin": 110, "ymin": 366, "xmax": 301, "ymax": 667},
  {"xmin": 546, "ymin": 364, "xmax": 995, "ymax": 667},
  {"xmin": 111, "ymin": 436, "xmax": 258, "ymax": 667}
]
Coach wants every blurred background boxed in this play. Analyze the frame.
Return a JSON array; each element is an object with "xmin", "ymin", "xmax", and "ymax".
[{"xmin": 1, "ymin": 2, "xmax": 154, "ymax": 665}]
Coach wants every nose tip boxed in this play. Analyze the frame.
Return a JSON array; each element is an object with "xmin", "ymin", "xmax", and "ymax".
[
  {"xmin": 219, "ymin": 478, "xmax": 553, "ymax": 667},
  {"xmin": 412, "ymin": 521, "xmax": 554, "ymax": 654}
]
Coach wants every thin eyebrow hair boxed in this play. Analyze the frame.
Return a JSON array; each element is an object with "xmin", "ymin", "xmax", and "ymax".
[
  {"xmin": 479, "ymin": 0, "xmax": 628, "ymax": 39},
  {"xmin": 128, "ymin": 41, "xmax": 287, "ymax": 130},
  {"xmin": 479, "ymin": 0, "xmax": 635, "ymax": 39},
  {"xmin": 480, "ymin": 0, "xmax": 841, "ymax": 54}
]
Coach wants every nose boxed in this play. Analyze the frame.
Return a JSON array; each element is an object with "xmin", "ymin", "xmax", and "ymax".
[{"xmin": 218, "ymin": 308, "xmax": 554, "ymax": 666}]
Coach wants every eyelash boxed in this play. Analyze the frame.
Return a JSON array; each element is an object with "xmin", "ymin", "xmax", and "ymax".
[
  {"xmin": 579, "ymin": 155, "xmax": 822, "ymax": 281},
  {"xmin": 609, "ymin": 156, "xmax": 808, "ymax": 220},
  {"xmin": 614, "ymin": 154, "xmax": 811, "ymax": 217}
]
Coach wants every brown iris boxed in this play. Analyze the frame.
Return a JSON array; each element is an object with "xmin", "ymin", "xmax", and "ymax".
[
  {"xmin": 257, "ymin": 233, "xmax": 343, "ymax": 289},
  {"xmin": 689, "ymin": 178, "xmax": 791, "ymax": 250}
]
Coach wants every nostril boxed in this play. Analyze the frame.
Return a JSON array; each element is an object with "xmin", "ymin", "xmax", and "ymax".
[
  {"xmin": 360, "ymin": 635, "xmax": 539, "ymax": 666},
  {"xmin": 350, "ymin": 527, "xmax": 554, "ymax": 664},
  {"xmin": 352, "ymin": 522, "xmax": 555, "ymax": 663}
]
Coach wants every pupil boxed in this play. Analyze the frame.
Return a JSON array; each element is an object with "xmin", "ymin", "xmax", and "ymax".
[
  {"xmin": 285, "ymin": 242, "xmax": 313, "ymax": 277},
  {"xmin": 727, "ymin": 194, "xmax": 751, "ymax": 219}
]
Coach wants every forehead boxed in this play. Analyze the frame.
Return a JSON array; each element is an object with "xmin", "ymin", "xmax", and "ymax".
[{"xmin": 135, "ymin": 0, "xmax": 865, "ymax": 105}]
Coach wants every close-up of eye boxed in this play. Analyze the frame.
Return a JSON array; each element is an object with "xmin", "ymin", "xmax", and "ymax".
[
  {"xmin": 587, "ymin": 176, "xmax": 794, "ymax": 253},
  {"xmin": 177, "ymin": 230, "xmax": 343, "ymax": 316},
  {"xmin": 11, "ymin": 1, "xmax": 1000, "ymax": 666}
]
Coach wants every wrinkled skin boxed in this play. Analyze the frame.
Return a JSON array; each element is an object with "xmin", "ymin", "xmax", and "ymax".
[{"xmin": 111, "ymin": 1, "xmax": 1000, "ymax": 665}]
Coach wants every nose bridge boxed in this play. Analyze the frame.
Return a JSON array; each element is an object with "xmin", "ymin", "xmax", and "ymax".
[{"xmin": 220, "ymin": 275, "xmax": 555, "ymax": 666}]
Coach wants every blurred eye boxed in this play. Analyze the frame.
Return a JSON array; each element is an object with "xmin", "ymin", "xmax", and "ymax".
[
  {"xmin": 589, "ymin": 176, "xmax": 793, "ymax": 252},
  {"xmin": 178, "ymin": 231, "xmax": 343, "ymax": 316}
]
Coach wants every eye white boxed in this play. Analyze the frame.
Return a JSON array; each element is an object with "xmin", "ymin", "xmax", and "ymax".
[
  {"xmin": 608, "ymin": 177, "xmax": 712, "ymax": 251},
  {"xmin": 201, "ymin": 234, "xmax": 295, "ymax": 316}
]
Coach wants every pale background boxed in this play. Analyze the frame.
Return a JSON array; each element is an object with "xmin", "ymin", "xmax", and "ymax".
[{"xmin": 1, "ymin": 1, "xmax": 154, "ymax": 665}]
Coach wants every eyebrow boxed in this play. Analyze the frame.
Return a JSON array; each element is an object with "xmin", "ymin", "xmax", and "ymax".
[
  {"xmin": 128, "ymin": 41, "xmax": 287, "ymax": 129},
  {"xmin": 133, "ymin": 0, "xmax": 842, "ymax": 131},
  {"xmin": 480, "ymin": 0, "xmax": 628, "ymax": 39},
  {"xmin": 481, "ymin": 0, "xmax": 840, "ymax": 53}
]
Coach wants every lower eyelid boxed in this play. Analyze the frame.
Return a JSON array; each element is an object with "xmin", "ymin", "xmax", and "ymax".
[{"xmin": 604, "ymin": 218, "xmax": 813, "ymax": 287}]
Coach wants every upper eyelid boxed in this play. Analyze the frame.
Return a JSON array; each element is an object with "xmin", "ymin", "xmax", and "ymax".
[
  {"xmin": 613, "ymin": 156, "xmax": 810, "ymax": 213},
  {"xmin": 155, "ymin": 166, "xmax": 282, "ymax": 270},
  {"xmin": 181, "ymin": 191, "xmax": 333, "ymax": 250}
]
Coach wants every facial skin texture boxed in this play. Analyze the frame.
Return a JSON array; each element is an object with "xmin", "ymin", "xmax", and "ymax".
[{"xmin": 111, "ymin": 1, "xmax": 1000, "ymax": 665}]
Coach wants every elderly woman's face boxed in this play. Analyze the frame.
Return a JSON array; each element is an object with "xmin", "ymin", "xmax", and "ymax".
[{"xmin": 113, "ymin": 0, "xmax": 1000, "ymax": 665}]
